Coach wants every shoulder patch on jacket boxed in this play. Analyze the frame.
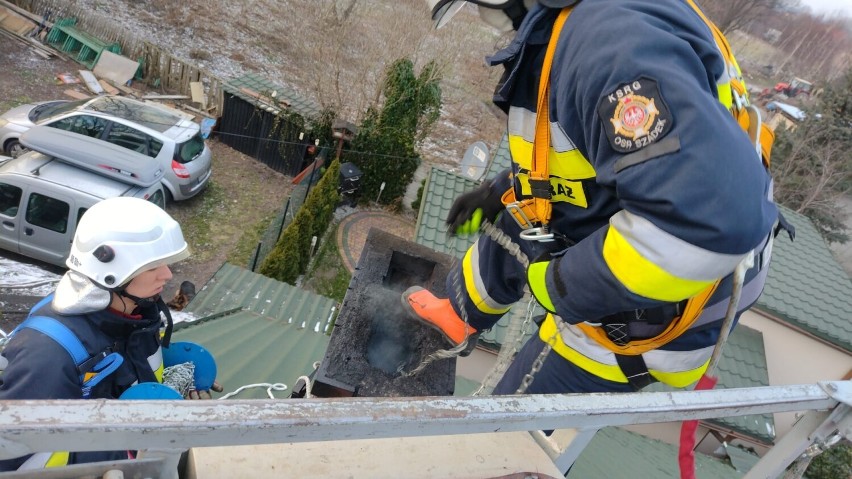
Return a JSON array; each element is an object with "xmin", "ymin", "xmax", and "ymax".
[{"xmin": 598, "ymin": 77, "xmax": 673, "ymax": 154}]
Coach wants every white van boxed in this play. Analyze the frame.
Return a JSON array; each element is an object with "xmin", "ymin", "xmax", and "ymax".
[{"xmin": 0, "ymin": 136, "xmax": 165, "ymax": 267}]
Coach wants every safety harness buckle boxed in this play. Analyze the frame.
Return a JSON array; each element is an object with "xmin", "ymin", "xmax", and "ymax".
[{"xmin": 504, "ymin": 202, "xmax": 536, "ymax": 230}]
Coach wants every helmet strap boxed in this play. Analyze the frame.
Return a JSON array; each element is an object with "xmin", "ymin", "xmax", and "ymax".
[{"xmin": 116, "ymin": 291, "xmax": 174, "ymax": 347}]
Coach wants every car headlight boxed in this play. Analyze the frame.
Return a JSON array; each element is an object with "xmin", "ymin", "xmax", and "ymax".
[{"xmin": 0, "ymin": 118, "xmax": 8, "ymax": 128}]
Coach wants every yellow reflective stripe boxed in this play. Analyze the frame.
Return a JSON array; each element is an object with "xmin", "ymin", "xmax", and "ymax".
[
  {"xmin": 462, "ymin": 248, "xmax": 512, "ymax": 315},
  {"xmin": 508, "ymin": 134, "xmax": 596, "ymax": 179},
  {"xmin": 540, "ymin": 315, "xmax": 629, "ymax": 383},
  {"xmin": 150, "ymin": 347, "xmax": 164, "ymax": 383},
  {"xmin": 527, "ymin": 261, "xmax": 555, "ymax": 312},
  {"xmin": 516, "ymin": 173, "xmax": 588, "ymax": 208},
  {"xmin": 45, "ymin": 451, "xmax": 70, "ymax": 468},
  {"xmin": 602, "ymin": 225, "xmax": 714, "ymax": 301},
  {"xmin": 649, "ymin": 360, "xmax": 709, "ymax": 388},
  {"xmin": 541, "ymin": 316, "xmax": 710, "ymax": 387},
  {"xmin": 717, "ymin": 81, "xmax": 733, "ymax": 109}
]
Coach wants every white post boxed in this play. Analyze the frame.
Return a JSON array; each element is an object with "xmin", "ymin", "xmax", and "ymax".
[{"xmin": 377, "ymin": 181, "xmax": 386, "ymax": 203}]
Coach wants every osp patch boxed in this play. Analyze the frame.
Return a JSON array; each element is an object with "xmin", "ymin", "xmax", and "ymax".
[{"xmin": 598, "ymin": 77, "xmax": 673, "ymax": 154}]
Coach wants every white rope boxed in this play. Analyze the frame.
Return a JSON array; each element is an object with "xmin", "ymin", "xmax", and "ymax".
[
  {"xmin": 218, "ymin": 383, "xmax": 289, "ymax": 400},
  {"xmin": 295, "ymin": 375, "xmax": 313, "ymax": 398}
]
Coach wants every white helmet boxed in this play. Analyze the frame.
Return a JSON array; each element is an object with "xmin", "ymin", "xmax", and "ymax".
[
  {"xmin": 66, "ymin": 197, "xmax": 189, "ymax": 289},
  {"xmin": 426, "ymin": 0, "xmax": 578, "ymax": 31}
]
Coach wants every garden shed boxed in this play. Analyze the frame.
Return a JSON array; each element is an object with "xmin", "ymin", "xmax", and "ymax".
[{"xmin": 219, "ymin": 74, "xmax": 322, "ymax": 176}]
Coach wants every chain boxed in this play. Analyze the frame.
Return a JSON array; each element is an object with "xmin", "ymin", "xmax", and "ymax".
[
  {"xmin": 404, "ymin": 218, "xmax": 558, "ymax": 396},
  {"xmin": 163, "ymin": 362, "xmax": 195, "ymax": 397},
  {"xmin": 473, "ymin": 294, "xmax": 537, "ymax": 396},
  {"xmin": 481, "ymin": 219, "xmax": 529, "ymax": 269}
]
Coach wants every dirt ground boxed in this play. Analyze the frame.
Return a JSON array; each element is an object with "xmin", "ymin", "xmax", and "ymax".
[{"xmin": 0, "ymin": 41, "xmax": 294, "ymax": 300}]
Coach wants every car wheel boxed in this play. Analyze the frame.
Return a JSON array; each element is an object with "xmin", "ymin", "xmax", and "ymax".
[
  {"xmin": 164, "ymin": 187, "xmax": 175, "ymax": 205},
  {"xmin": 5, "ymin": 140, "xmax": 27, "ymax": 158}
]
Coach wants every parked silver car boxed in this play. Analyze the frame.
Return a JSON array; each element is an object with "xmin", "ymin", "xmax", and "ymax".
[
  {"xmin": 0, "ymin": 139, "xmax": 165, "ymax": 267},
  {"xmin": 0, "ymin": 96, "xmax": 212, "ymax": 201}
]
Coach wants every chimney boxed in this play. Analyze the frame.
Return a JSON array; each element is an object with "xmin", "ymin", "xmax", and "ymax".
[{"xmin": 310, "ymin": 228, "xmax": 456, "ymax": 397}]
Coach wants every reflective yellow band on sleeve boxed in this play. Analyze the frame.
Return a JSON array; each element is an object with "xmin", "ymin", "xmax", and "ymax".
[
  {"xmin": 717, "ymin": 81, "xmax": 733, "ymax": 109},
  {"xmin": 602, "ymin": 226, "xmax": 714, "ymax": 302},
  {"xmin": 462, "ymin": 248, "xmax": 512, "ymax": 315}
]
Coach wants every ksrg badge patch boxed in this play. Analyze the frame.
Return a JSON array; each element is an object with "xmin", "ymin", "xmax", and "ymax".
[{"xmin": 598, "ymin": 77, "xmax": 673, "ymax": 153}]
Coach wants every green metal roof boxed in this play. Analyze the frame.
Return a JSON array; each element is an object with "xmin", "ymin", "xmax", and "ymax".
[
  {"xmin": 484, "ymin": 134, "xmax": 511, "ymax": 179},
  {"xmin": 413, "ymin": 166, "xmax": 480, "ymax": 258},
  {"xmin": 172, "ymin": 309, "xmax": 329, "ymax": 399},
  {"xmin": 757, "ymin": 206, "xmax": 852, "ymax": 352},
  {"xmin": 568, "ymin": 427, "xmax": 743, "ymax": 479},
  {"xmin": 223, "ymin": 73, "xmax": 322, "ymax": 121},
  {"xmin": 175, "ymin": 262, "xmax": 336, "ymax": 399}
]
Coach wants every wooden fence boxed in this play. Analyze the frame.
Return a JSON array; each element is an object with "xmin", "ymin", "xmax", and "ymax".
[{"xmin": 10, "ymin": 0, "xmax": 225, "ymax": 115}]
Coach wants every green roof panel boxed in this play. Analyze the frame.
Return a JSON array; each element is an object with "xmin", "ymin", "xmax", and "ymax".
[
  {"xmin": 757, "ymin": 206, "xmax": 852, "ymax": 352},
  {"xmin": 569, "ymin": 427, "xmax": 742, "ymax": 479},
  {"xmin": 176, "ymin": 262, "xmax": 337, "ymax": 399}
]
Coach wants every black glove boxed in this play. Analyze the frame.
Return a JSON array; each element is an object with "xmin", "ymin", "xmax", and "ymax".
[{"xmin": 446, "ymin": 176, "xmax": 507, "ymax": 236}]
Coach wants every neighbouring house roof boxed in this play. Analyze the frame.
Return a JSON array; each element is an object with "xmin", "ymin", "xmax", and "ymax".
[
  {"xmin": 413, "ymin": 166, "xmax": 480, "ymax": 259},
  {"xmin": 175, "ymin": 262, "xmax": 336, "ymax": 399},
  {"xmin": 223, "ymin": 73, "xmax": 322, "ymax": 121},
  {"xmin": 568, "ymin": 427, "xmax": 745, "ymax": 479},
  {"xmin": 758, "ymin": 206, "xmax": 852, "ymax": 352},
  {"xmin": 484, "ymin": 134, "xmax": 511, "ymax": 179}
]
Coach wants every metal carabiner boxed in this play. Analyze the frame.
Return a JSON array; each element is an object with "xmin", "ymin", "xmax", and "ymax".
[{"xmin": 519, "ymin": 227, "xmax": 555, "ymax": 242}]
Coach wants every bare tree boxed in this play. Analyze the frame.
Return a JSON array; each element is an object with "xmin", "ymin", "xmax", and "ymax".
[
  {"xmin": 771, "ymin": 69, "xmax": 852, "ymax": 243},
  {"xmin": 701, "ymin": 0, "xmax": 781, "ymax": 34}
]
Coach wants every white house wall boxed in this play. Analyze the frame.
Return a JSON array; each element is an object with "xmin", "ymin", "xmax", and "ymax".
[{"xmin": 739, "ymin": 310, "xmax": 852, "ymax": 436}]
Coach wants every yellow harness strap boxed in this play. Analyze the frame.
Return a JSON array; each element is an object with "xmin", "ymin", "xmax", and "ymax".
[
  {"xmin": 578, "ymin": 280, "xmax": 720, "ymax": 355},
  {"xmin": 684, "ymin": 0, "xmax": 774, "ymax": 166},
  {"xmin": 501, "ymin": 7, "xmax": 571, "ymax": 228}
]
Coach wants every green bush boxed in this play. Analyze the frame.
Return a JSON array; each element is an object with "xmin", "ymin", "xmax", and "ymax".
[
  {"xmin": 259, "ymin": 159, "xmax": 341, "ymax": 283},
  {"xmin": 411, "ymin": 178, "xmax": 426, "ymax": 211},
  {"xmin": 345, "ymin": 58, "xmax": 441, "ymax": 207},
  {"xmin": 805, "ymin": 440, "xmax": 852, "ymax": 479}
]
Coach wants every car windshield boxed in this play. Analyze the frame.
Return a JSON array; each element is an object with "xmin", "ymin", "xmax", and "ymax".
[
  {"xmin": 85, "ymin": 97, "xmax": 182, "ymax": 133},
  {"xmin": 176, "ymin": 134, "xmax": 205, "ymax": 164},
  {"xmin": 31, "ymin": 100, "xmax": 89, "ymax": 123}
]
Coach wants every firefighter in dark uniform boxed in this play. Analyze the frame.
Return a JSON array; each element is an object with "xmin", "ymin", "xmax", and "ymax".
[
  {"xmin": 0, "ymin": 197, "xmax": 221, "ymax": 471},
  {"xmin": 405, "ymin": 0, "xmax": 785, "ymax": 394}
]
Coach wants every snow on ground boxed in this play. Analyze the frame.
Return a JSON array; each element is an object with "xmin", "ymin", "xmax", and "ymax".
[{"xmin": 0, "ymin": 256, "xmax": 60, "ymax": 297}]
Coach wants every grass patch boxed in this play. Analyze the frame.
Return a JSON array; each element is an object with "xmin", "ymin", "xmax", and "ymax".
[
  {"xmin": 229, "ymin": 210, "xmax": 279, "ymax": 268},
  {"xmin": 303, "ymin": 221, "xmax": 351, "ymax": 302},
  {"xmin": 169, "ymin": 181, "xmax": 227, "ymax": 262}
]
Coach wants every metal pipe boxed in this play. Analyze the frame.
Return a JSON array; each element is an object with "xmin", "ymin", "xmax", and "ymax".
[{"xmin": 0, "ymin": 382, "xmax": 843, "ymax": 459}]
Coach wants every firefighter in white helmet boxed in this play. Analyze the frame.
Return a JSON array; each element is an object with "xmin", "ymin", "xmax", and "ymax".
[
  {"xmin": 406, "ymin": 0, "xmax": 789, "ymax": 395},
  {"xmin": 0, "ymin": 197, "xmax": 221, "ymax": 471}
]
